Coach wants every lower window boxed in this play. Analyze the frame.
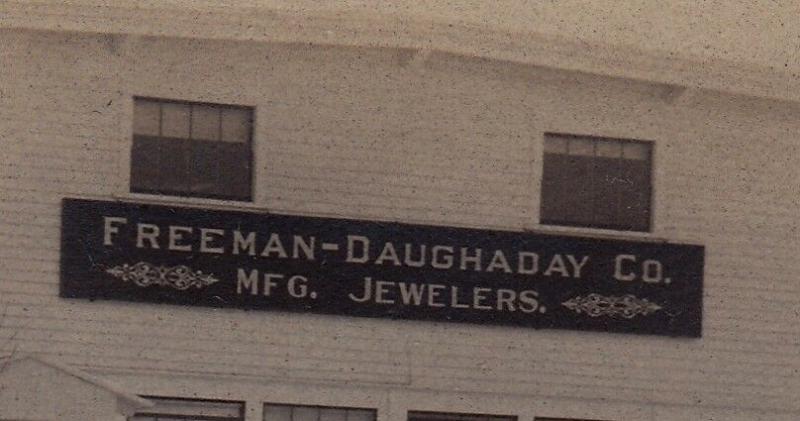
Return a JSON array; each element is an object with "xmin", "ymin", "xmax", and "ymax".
[
  {"xmin": 130, "ymin": 397, "xmax": 244, "ymax": 421},
  {"xmin": 264, "ymin": 403, "xmax": 376, "ymax": 421},
  {"xmin": 535, "ymin": 418, "xmax": 611, "ymax": 421},
  {"xmin": 408, "ymin": 411, "xmax": 516, "ymax": 421}
]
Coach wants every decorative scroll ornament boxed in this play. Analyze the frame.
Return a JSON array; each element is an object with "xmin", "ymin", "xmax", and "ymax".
[
  {"xmin": 562, "ymin": 293, "xmax": 662, "ymax": 319},
  {"xmin": 105, "ymin": 262, "xmax": 219, "ymax": 290}
]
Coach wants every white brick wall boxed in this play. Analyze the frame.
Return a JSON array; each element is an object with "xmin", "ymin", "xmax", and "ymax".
[{"xmin": 2, "ymin": 28, "xmax": 800, "ymax": 420}]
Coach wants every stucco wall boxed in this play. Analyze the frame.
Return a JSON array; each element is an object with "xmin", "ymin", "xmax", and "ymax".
[{"xmin": 1, "ymin": 28, "xmax": 800, "ymax": 420}]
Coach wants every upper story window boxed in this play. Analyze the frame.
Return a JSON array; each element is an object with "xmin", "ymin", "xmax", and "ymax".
[
  {"xmin": 264, "ymin": 403, "xmax": 376, "ymax": 421},
  {"xmin": 131, "ymin": 97, "xmax": 253, "ymax": 201},
  {"xmin": 535, "ymin": 418, "xmax": 612, "ymax": 421},
  {"xmin": 408, "ymin": 411, "xmax": 516, "ymax": 421},
  {"xmin": 540, "ymin": 133, "xmax": 652, "ymax": 232},
  {"xmin": 131, "ymin": 397, "xmax": 244, "ymax": 420}
]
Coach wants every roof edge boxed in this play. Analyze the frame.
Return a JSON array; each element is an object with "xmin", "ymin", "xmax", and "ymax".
[{"xmin": 1, "ymin": 1, "xmax": 798, "ymax": 103}]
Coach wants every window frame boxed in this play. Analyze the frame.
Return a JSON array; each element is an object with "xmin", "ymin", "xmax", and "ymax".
[
  {"xmin": 539, "ymin": 132, "xmax": 654, "ymax": 233},
  {"xmin": 535, "ymin": 418, "xmax": 613, "ymax": 421},
  {"xmin": 407, "ymin": 410, "xmax": 517, "ymax": 421},
  {"xmin": 130, "ymin": 396, "xmax": 246, "ymax": 421},
  {"xmin": 130, "ymin": 96, "xmax": 255, "ymax": 202},
  {"xmin": 263, "ymin": 403, "xmax": 378, "ymax": 421}
]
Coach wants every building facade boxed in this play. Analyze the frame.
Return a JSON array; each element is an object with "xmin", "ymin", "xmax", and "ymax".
[{"xmin": 2, "ymin": 2, "xmax": 800, "ymax": 420}]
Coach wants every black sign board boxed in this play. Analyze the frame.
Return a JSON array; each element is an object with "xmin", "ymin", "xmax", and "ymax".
[{"xmin": 60, "ymin": 198, "xmax": 704, "ymax": 337}]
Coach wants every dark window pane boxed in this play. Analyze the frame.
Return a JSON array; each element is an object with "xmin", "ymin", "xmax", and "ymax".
[
  {"xmin": 131, "ymin": 135, "xmax": 191, "ymax": 196},
  {"xmin": 617, "ymin": 158, "xmax": 651, "ymax": 230},
  {"xmin": 592, "ymin": 156, "xmax": 623, "ymax": 229},
  {"xmin": 189, "ymin": 139, "xmax": 222, "ymax": 197},
  {"xmin": 541, "ymin": 154, "xmax": 595, "ymax": 227},
  {"xmin": 130, "ymin": 135, "xmax": 162, "ymax": 193},
  {"xmin": 216, "ymin": 142, "xmax": 252, "ymax": 200},
  {"xmin": 157, "ymin": 137, "xmax": 191, "ymax": 195}
]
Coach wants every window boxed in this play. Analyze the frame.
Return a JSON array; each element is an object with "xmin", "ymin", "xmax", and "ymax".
[
  {"xmin": 130, "ymin": 397, "xmax": 244, "ymax": 421},
  {"xmin": 540, "ymin": 133, "xmax": 652, "ymax": 232},
  {"xmin": 131, "ymin": 97, "xmax": 253, "ymax": 201},
  {"xmin": 407, "ymin": 411, "xmax": 515, "ymax": 421},
  {"xmin": 264, "ymin": 404, "xmax": 376, "ymax": 421},
  {"xmin": 535, "ymin": 418, "xmax": 611, "ymax": 421}
]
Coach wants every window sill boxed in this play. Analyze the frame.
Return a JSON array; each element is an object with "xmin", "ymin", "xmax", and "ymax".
[
  {"xmin": 113, "ymin": 192, "xmax": 266, "ymax": 214},
  {"xmin": 529, "ymin": 223, "xmax": 672, "ymax": 244}
]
